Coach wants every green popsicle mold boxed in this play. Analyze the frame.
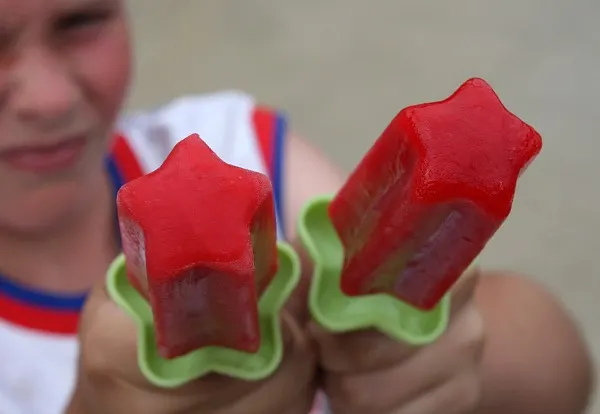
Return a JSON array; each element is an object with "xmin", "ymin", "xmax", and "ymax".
[
  {"xmin": 297, "ymin": 195, "xmax": 452, "ymax": 345},
  {"xmin": 106, "ymin": 242, "xmax": 301, "ymax": 388}
]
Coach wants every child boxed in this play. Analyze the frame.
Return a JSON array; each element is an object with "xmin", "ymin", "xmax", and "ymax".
[{"xmin": 0, "ymin": 1, "xmax": 593, "ymax": 413}]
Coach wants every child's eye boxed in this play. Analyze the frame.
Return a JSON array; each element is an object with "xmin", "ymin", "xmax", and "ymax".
[{"xmin": 54, "ymin": 10, "xmax": 112, "ymax": 34}]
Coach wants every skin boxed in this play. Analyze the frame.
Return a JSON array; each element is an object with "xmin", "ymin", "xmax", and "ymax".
[
  {"xmin": 0, "ymin": 0, "xmax": 594, "ymax": 413},
  {"xmin": 0, "ymin": 0, "xmax": 130, "ymax": 294}
]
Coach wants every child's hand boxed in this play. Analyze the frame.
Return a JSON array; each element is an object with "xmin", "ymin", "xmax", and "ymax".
[
  {"xmin": 66, "ymin": 280, "xmax": 317, "ymax": 414},
  {"xmin": 312, "ymin": 270, "xmax": 485, "ymax": 414}
]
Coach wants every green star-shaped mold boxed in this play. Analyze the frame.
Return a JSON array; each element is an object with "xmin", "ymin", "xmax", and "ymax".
[
  {"xmin": 106, "ymin": 242, "xmax": 300, "ymax": 388},
  {"xmin": 298, "ymin": 195, "xmax": 451, "ymax": 345}
]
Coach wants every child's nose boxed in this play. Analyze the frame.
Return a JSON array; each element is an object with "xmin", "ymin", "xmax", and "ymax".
[{"xmin": 10, "ymin": 49, "xmax": 81, "ymax": 130}]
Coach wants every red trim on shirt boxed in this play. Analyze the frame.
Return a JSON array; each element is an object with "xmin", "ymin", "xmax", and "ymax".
[
  {"xmin": 0, "ymin": 292, "xmax": 80, "ymax": 334},
  {"xmin": 111, "ymin": 134, "xmax": 145, "ymax": 182},
  {"xmin": 252, "ymin": 106, "xmax": 277, "ymax": 178}
]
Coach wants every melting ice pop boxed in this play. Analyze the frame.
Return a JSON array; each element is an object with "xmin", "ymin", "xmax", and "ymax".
[
  {"xmin": 329, "ymin": 78, "xmax": 542, "ymax": 310},
  {"xmin": 116, "ymin": 134, "xmax": 278, "ymax": 359}
]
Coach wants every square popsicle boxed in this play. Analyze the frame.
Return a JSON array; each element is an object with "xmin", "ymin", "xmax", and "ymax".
[{"xmin": 329, "ymin": 78, "xmax": 542, "ymax": 310}]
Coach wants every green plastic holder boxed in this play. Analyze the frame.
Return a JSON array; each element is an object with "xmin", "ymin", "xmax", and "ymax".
[
  {"xmin": 297, "ymin": 195, "xmax": 451, "ymax": 345},
  {"xmin": 106, "ymin": 242, "xmax": 301, "ymax": 388}
]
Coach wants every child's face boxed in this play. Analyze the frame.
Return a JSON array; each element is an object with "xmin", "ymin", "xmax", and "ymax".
[{"xmin": 0, "ymin": 0, "xmax": 131, "ymax": 233}]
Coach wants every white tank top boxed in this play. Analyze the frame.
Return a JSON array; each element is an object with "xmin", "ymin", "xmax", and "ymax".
[{"xmin": 0, "ymin": 91, "xmax": 327, "ymax": 414}]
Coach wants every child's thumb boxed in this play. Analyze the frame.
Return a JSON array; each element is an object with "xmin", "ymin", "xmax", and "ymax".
[{"xmin": 73, "ymin": 279, "xmax": 316, "ymax": 414}]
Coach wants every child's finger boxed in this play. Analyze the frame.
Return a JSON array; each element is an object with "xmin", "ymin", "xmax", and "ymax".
[
  {"xmin": 310, "ymin": 323, "xmax": 419, "ymax": 374},
  {"xmin": 322, "ymin": 303, "xmax": 484, "ymax": 413},
  {"xmin": 311, "ymin": 267, "xmax": 481, "ymax": 375},
  {"xmin": 76, "ymin": 279, "xmax": 317, "ymax": 414},
  {"xmin": 450, "ymin": 266, "xmax": 481, "ymax": 316}
]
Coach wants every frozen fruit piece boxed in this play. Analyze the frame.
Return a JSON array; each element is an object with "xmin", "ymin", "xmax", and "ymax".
[
  {"xmin": 116, "ymin": 134, "xmax": 278, "ymax": 359},
  {"xmin": 330, "ymin": 78, "xmax": 542, "ymax": 310}
]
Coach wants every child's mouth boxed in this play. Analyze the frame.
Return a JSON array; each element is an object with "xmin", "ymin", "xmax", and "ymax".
[{"xmin": 0, "ymin": 137, "xmax": 87, "ymax": 173}]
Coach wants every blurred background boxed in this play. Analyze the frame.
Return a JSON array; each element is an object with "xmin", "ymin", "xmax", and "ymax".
[{"xmin": 127, "ymin": 0, "xmax": 599, "ymax": 410}]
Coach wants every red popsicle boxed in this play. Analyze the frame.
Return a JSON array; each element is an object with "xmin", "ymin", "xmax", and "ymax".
[
  {"xmin": 330, "ymin": 78, "xmax": 542, "ymax": 310},
  {"xmin": 116, "ymin": 134, "xmax": 278, "ymax": 359}
]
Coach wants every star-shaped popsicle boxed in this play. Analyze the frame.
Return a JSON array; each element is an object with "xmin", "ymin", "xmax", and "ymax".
[
  {"xmin": 116, "ymin": 134, "xmax": 278, "ymax": 359},
  {"xmin": 329, "ymin": 77, "xmax": 543, "ymax": 310}
]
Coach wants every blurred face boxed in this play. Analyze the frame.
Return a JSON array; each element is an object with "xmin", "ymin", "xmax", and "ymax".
[{"xmin": 0, "ymin": 0, "xmax": 131, "ymax": 233}]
